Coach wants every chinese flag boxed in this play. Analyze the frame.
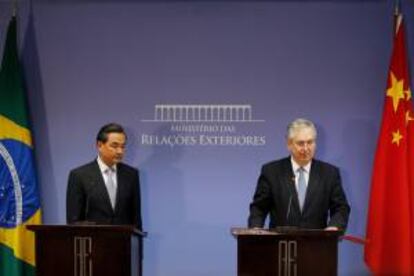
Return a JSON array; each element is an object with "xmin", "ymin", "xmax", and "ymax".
[{"xmin": 365, "ymin": 13, "xmax": 414, "ymax": 274}]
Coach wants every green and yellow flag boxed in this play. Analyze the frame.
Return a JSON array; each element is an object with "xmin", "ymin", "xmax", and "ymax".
[{"xmin": 0, "ymin": 17, "xmax": 42, "ymax": 276}]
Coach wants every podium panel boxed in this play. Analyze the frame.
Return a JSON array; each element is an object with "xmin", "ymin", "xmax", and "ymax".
[
  {"xmin": 231, "ymin": 228, "xmax": 341, "ymax": 276},
  {"xmin": 27, "ymin": 225, "xmax": 144, "ymax": 276}
]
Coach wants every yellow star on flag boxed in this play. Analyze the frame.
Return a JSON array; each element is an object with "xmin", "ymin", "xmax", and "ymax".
[
  {"xmin": 405, "ymin": 89, "xmax": 412, "ymax": 100},
  {"xmin": 391, "ymin": 129, "xmax": 403, "ymax": 146},
  {"xmin": 387, "ymin": 72, "xmax": 405, "ymax": 112},
  {"xmin": 406, "ymin": 111, "xmax": 414, "ymax": 125}
]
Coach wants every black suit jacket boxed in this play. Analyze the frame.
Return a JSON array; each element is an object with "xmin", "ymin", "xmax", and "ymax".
[
  {"xmin": 248, "ymin": 157, "xmax": 350, "ymax": 231},
  {"xmin": 66, "ymin": 160, "xmax": 142, "ymax": 229}
]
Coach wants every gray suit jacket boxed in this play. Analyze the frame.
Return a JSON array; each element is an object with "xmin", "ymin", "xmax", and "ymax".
[
  {"xmin": 66, "ymin": 160, "xmax": 142, "ymax": 229},
  {"xmin": 248, "ymin": 157, "xmax": 350, "ymax": 230}
]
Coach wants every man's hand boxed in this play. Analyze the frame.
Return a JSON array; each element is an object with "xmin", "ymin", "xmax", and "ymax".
[{"xmin": 325, "ymin": 226, "xmax": 339, "ymax": 231}]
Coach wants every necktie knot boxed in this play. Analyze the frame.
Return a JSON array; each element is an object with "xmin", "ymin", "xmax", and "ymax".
[{"xmin": 106, "ymin": 167, "xmax": 115, "ymax": 175}]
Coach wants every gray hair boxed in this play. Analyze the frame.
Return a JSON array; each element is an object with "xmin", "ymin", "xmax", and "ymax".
[{"xmin": 286, "ymin": 118, "xmax": 317, "ymax": 140}]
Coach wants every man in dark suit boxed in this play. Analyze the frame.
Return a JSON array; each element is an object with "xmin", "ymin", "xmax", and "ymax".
[
  {"xmin": 66, "ymin": 123, "xmax": 142, "ymax": 229},
  {"xmin": 248, "ymin": 118, "xmax": 350, "ymax": 231}
]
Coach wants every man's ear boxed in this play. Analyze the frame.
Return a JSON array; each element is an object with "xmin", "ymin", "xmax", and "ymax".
[{"xmin": 286, "ymin": 139, "xmax": 292, "ymax": 151}]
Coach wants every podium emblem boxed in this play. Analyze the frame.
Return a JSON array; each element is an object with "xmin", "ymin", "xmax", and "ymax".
[
  {"xmin": 278, "ymin": 240, "xmax": 297, "ymax": 276},
  {"xmin": 74, "ymin": 236, "xmax": 93, "ymax": 276}
]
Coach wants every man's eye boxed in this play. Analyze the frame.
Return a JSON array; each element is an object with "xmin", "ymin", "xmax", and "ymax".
[{"xmin": 110, "ymin": 143, "xmax": 125, "ymax": 149}]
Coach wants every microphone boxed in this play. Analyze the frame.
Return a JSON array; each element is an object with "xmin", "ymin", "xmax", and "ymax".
[
  {"xmin": 68, "ymin": 182, "xmax": 96, "ymax": 225},
  {"xmin": 83, "ymin": 182, "xmax": 97, "ymax": 224},
  {"xmin": 85, "ymin": 192, "xmax": 90, "ymax": 221},
  {"xmin": 286, "ymin": 175, "xmax": 296, "ymax": 222},
  {"xmin": 275, "ymin": 175, "xmax": 299, "ymax": 233},
  {"xmin": 286, "ymin": 194, "xmax": 293, "ymax": 222}
]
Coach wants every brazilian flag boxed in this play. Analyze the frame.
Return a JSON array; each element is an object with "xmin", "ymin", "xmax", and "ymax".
[{"xmin": 0, "ymin": 17, "xmax": 42, "ymax": 275}]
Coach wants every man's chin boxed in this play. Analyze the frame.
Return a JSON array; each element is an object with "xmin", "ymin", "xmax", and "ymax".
[
  {"xmin": 113, "ymin": 159, "xmax": 123, "ymax": 164},
  {"xmin": 299, "ymin": 158, "xmax": 311, "ymax": 165}
]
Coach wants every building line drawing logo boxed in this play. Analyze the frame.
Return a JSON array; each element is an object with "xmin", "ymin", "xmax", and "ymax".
[{"xmin": 141, "ymin": 104, "xmax": 265, "ymax": 123}]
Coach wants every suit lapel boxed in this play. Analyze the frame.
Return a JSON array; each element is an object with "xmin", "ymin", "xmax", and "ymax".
[
  {"xmin": 91, "ymin": 161, "xmax": 115, "ymax": 214},
  {"xmin": 282, "ymin": 159, "xmax": 301, "ymax": 213},
  {"xmin": 114, "ymin": 165, "xmax": 125, "ymax": 213},
  {"xmin": 302, "ymin": 160, "xmax": 321, "ymax": 212}
]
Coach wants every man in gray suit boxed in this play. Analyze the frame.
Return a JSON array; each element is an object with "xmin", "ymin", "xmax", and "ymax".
[
  {"xmin": 248, "ymin": 118, "xmax": 350, "ymax": 231},
  {"xmin": 66, "ymin": 123, "xmax": 142, "ymax": 229}
]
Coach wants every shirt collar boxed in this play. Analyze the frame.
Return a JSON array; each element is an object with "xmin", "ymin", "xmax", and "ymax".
[
  {"xmin": 290, "ymin": 156, "xmax": 311, "ymax": 173},
  {"xmin": 97, "ymin": 156, "xmax": 117, "ymax": 174}
]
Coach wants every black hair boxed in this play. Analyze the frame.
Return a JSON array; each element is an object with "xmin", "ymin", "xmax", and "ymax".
[{"xmin": 96, "ymin": 123, "xmax": 126, "ymax": 143}]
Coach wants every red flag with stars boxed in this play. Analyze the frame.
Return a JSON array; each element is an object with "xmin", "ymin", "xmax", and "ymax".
[{"xmin": 365, "ymin": 13, "xmax": 414, "ymax": 274}]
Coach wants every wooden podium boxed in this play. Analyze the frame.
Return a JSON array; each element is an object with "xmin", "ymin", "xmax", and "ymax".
[
  {"xmin": 231, "ymin": 227, "xmax": 342, "ymax": 276},
  {"xmin": 27, "ymin": 224, "xmax": 145, "ymax": 276}
]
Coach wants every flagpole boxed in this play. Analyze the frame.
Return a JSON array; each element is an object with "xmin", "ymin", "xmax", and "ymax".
[
  {"xmin": 12, "ymin": 0, "xmax": 17, "ymax": 17},
  {"xmin": 394, "ymin": 0, "xmax": 401, "ymax": 33},
  {"xmin": 394, "ymin": 0, "xmax": 400, "ymax": 15}
]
